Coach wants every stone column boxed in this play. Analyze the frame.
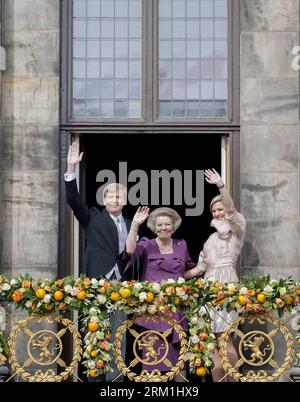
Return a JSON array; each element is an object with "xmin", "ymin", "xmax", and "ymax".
[{"xmin": 240, "ymin": 0, "xmax": 300, "ymax": 280}]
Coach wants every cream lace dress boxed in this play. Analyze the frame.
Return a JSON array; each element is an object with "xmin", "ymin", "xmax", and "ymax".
[{"xmin": 198, "ymin": 210, "xmax": 246, "ymax": 333}]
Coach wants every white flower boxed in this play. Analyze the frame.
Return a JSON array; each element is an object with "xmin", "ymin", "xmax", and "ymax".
[
  {"xmin": 167, "ymin": 279, "xmax": 176, "ymax": 284},
  {"xmin": 91, "ymin": 279, "xmax": 99, "ymax": 288},
  {"xmin": 177, "ymin": 277, "xmax": 185, "ymax": 284},
  {"xmin": 25, "ymin": 301, "xmax": 32, "ymax": 308},
  {"xmin": 270, "ymin": 279, "xmax": 278, "ymax": 287},
  {"xmin": 133, "ymin": 283, "xmax": 143, "ymax": 290},
  {"xmin": 90, "ymin": 316, "xmax": 99, "ymax": 323},
  {"xmin": 98, "ymin": 279, "xmax": 105, "ymax": 286},
  {"xmin": 152, "ymin": 283, "xmax": 161, "ymax": 292},
  {"xmin": 147, "ymin": 305, "xmax": 157, "ymax": 314},
  {"xmin": 43, "ymin": 294, "xmax": 51, "ymax": 304},
  {"xmin": 97, "ymin": 295, "xmax": 107, "ymax": 305},
  {"xmin": 88, "ymin": 360, "xmax": 96, "ymax": 369},
  {"xmin": 279, "ymin": 287, "xmax": 287, "ymax": 296},
  {"xmin": 65, "ymin": 296, "xmax": 72, "ymax": 304},
  {"xmin": 121, "ymin": 281, "xmax": 129, "ymax": 287},
  {"xmin": 227, "ymin": 283, "xmax": 236, "ymax": 292},
  {"xmin": 263, "ymin": 285, "xmax": 273, "ymax": 293},
  {"xmin": 207, "ymin": 343, "xmax": 216, "ymax": 352},
  {"xmin": 71, "ymin": 287, "xmax": 80, "ymax": 296},
  {"xmin": 2, "ymin": 284, "xmax": 11, "ymax": 291},
  {"xmin": 191, "ymin": 335, "xmax": 200, "ymax": 344},
  {"xmin": 64, "ymin": 285, "xmax": 73, "ymax": 294},
  {"xmin": 190, "ymin": 316, "xmax": 199, "ymax": 325},
  {"xmin": 10, "ymin": 279, "xmax": 18, "ymax": 286},
  {"xmin": 239, "ymin": 287, "xmax": 248, "ymax": 295},
  {"xmin": 139, "ymin": 292, "xmax": 147, "ymax": 302},
  {"xmin": 198, "ymin": 306, "xmax": 207, "ymax": 317},
  {"xmin": 89, "ymin": 307, "xmax": 97, "ymax": 314},
  {"xmin": 197, "ymin": 320, "xmax": 205, "ymax": 330}
]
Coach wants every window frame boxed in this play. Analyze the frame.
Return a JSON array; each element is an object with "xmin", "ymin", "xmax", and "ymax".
[{"xmin": 61, "ymin": 0, "xmax": 240, "ymax": 128}]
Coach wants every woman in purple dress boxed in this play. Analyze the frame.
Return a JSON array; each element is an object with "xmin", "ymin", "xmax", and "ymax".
[{"xmin": 125, "ymin": 207, "xmax": 196, "ymax": 378}]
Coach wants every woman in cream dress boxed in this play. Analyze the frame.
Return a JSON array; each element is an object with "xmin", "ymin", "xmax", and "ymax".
[{"xmin": 185, "ymin": 169, "xmax": 246, "ymax": 382}]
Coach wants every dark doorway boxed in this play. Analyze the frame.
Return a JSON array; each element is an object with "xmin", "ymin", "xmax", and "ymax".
[{"xmin": 80, "ymin": 133, "xmax": 223, "ymax": 263}]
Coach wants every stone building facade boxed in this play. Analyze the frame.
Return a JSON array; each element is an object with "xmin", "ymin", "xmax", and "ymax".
[{"xmin": 0, "ymin": 0, "xmax": 299, "ymax": 380}]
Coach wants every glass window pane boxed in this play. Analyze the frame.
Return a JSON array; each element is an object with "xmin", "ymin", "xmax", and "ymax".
[
  {"xmin": 201, "ymin": 20, "xmax": 214, "ymax": 38},
  {"xmin": 215, "ymin": 20, "xmax": 227, "ymax": 38},
  {"xmin": 215, "ymin": 40, "xmax": 227, "ymax": 57},
  {"xmin": 201, "ymin": 40, "xmax": 214, "ymax": 57},
  {"xmin": 87, "ymin": 40, "xmax": 100, "ymax": 58},
  {"xmin": 129, "ymin": 0, "xmax": 141, "ymax": 17},
  {"xmin": 115, "ymin": 0, "xmax": 128, "ymax": 17},
  {"xmin": 173, "ymin": 101, "xmax": 186, "ymax": 117},
  {"xmin": 187, "ymin": 60, "xmax": 200, "ymax": 78},
  {"xmin": 87, "ymin": 79, "xmax": 100, "ymax": 98},
  {"xmin": 73, "ymin": 60, "xmax": 86, "ymax": 78},
  {"xmin": 73, "ymin": 80, "xmax": 86, "ymax": 98},
  {"xmin": 173, "ymin": 0, "xmax": 185, "ymax": 18},
  {"xmin": 129, "ymin": 80, "xmax": 140, "ymax": 98},
  {"xmin": 160, "ymin": 41, "xmax": 172, "ymax": 59},
  {"xmin": 201, "ymin": 0, "xmax": 214, "ymax": 17},
  {"xmin": 115, "ymin": 100, "xmax": 128, "ymax": 117},
  {"xmin": 215, "ymin": 80, "xmax": 227, "ymax": 99},
  {"xmin": 160, "ymin": 101, "xmax": 172, "ymax": 117},
  {"xmin": 173, "ymin": 21, "xmax": 186, "ymax": 39},
  {"xmin": 160, "ymin": 60, "xmax": 172, "ymax": 78},
  {"xmin": 101, "ymin": 101, "xmax": 114, "ymax": 117},
  {"xmin": 101, "ymin": 20, "xmax": 114, "ymax": 37},
  {"xmin": 186, "ymin": 101, "xmax": 200, "ymax": 117},
  {"xmin": 73, "ymin": 99, "xmax": 86, "ymax": 117},
  {"xmin": 201, "ymin": 59, "xmax": 214, "ymax": 78},
  {"xmin": 115, "ymin": 20, "xmax": 129, "ymax": 37},
  {"xmin": 129, "ymin": 61, "xmax": 141, "ymax": 78},
  {"xmin": 115, "ymin": 79, "xmax": 128, "ymax": 98},
  {"xmin": 160, "ymin": 80, "xmax": 172, "ymax": 99},
  {"xmin": 115, "ymin": 61, "xmax": 128, "ymax": 78},
  {"xmin": 87, "ymin": 20, "xmax": 100, "ymax": 37},
  {"xmin": 73, "ymin": 20, "xmax": 86, "ymax": 38},
  {"xmin": 187, "ymin": 41, "xmax": 200, "ymax": 58},
  {"xmin": 187, "ymin": 80, "xmax": 199, "ymax": 99},
  {"xmin": 129, "ymin": 20, "xmax": 141, "ymax": 37},
  {"xmin": 101, "ymin": 60, "xmax": 114, "ymax": 78},
  {"xmin": 159, "ymin": 0, "xmax": 172, "ymax": 17},
  {"xmin": 160, "ymin": 20, "xmax": 172, "ymax": 39},
  {"xmin": 101, "ymin": 0, "xmax": 114, "ymax": 17},
  {"xmin": 87, "ymin": 60, "xmax": 100, "ymax": 78},
  {"xmin": 74, "ymin": 40, "xmax": 86, "ymax": 58},
  {"xmin": 74, "ymin": 1, "xmax": 86, "ymax": 17},
  {"xmin": 201, "ymin": 80, "xmax": 214, "ymax": 99},
  {"xmin": 173, "ymin": 80, "xmax": 185, "ymax": 99},
  {"xmin": 172, "ymin": 41, "xmax": 186, "ymax": 58},
  {"xmin": 215, "ymin": 0, "xmax": 227, "ymax": 17},
  {"xmin": 173, "ymin": 61, "xmax": 186, "ymax": 78},
  {"xmin": 187, "ymin": 1, "xmax": 200, "ymax": 18},
  {"xmin": 129, "ymin": 40, "xmax": 141, "ymax": 58},
  {"xmin": 115, "ymin": 40, "xmax": 128, "ymax": 58},
  {"xmin": 101, "ymin": 40, "xmax": 114, "ymax": 58},
  {"xmin": 187, "ymin": 20, "xmax": 199, "ymax": 38},
  {"xmin": 215, "ymin": 59, "xmax": 227, "ymax": 79},
  {"xmin": 87, "ymin": 0, "xmax": 100, "ymax": 17},
  {"xmin": 128, "ymin": 101, "xmax": 141, "ymax": 118},
  {"xmin": 101, "ymin": 79, "xmax": 114, "ymax": 98},
  {"xmin": 87, "ymin": 99, "xmax": 100, "ymax": 117}
]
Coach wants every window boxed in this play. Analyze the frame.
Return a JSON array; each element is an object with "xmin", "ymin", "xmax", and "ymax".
[{"xmin": 66, "ymin": 0, "xmax": 235, "ymax": 123}]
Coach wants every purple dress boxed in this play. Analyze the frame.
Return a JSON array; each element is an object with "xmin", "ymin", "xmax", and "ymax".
[{"xmin": 124, "ymin": 237, "xmax": 195, "ymax": 371}]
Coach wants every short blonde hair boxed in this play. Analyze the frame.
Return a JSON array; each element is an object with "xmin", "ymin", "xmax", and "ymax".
[
  {"xmin": 210, "ymin": 195, "xmax": 223, "ymax": 211},
  {"xmin": 147, "ymin": 207, "xmax": 182, "ymax": 233},
  {"xmin": 102, "ymin": 183, "xmax": 127, "ymax": 203}
]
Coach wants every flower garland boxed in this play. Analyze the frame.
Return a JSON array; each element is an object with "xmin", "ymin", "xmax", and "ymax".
[{"xmin": 0, "ymin": 273, "xmax": 300, "ymax": 378}]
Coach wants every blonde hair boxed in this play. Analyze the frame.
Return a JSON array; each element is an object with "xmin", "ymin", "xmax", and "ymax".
[
  {"xmin": 102, "ymin": 183, "xmax": 127, "ymax": 203},
  {"xmin": 210, "ymin": 195, "xmax": 223, "ymax": 211}
]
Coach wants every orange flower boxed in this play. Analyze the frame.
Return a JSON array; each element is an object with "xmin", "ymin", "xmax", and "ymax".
[
  {"xmin": 199, "ymin": 341, "xmax": 205, "ymax": 351},
  {"xmin": 55, "ymin": 279, "xmax": 63, "ymax": 288},
  {"xmin": 165, "ymin": 286, "xmax": 175, "ymax": 296},
  {"xmin": 215, "ymin": 282, "xmax": 224, "ymax": 290},
  {"xmin": 199, "ymin": 332, "xmax": 208, "ymax": 340},
  {"xmin": 245, "ymin": 302, "xmax": 254, "ymax": 312},
  {"xmin": 22, "ymin": 280, "xmax": 31, "ymax": 289},
  {"xmin": 295, "ymin": 287, "xmax": 300, "ymax": 295},
  {"xmin": 103, "ymin": 281, "xmax": 110, "ymax": 289},
  {"xmin": 99, "ymin": 341, "xmax": 110, "ymax": 350},
  {"xmin": 96, "ymin": 359, "xmax": 105, "ymax": 369},
  {"xmin": 12, "ymin": 290, "xmax": 23, "ymax": 302},
  {"xmin": 84, "ymin": 278, "xmax": 91, "ymax": 288},
  {"xmin": 246, "ymin": 290, "xmax": 255, "ymax": 297}
]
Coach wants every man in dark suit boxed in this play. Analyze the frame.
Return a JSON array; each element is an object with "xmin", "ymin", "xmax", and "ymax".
[{"xmin": 64, "ymin": 141, "xmax": 132, "ymax": 381}]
